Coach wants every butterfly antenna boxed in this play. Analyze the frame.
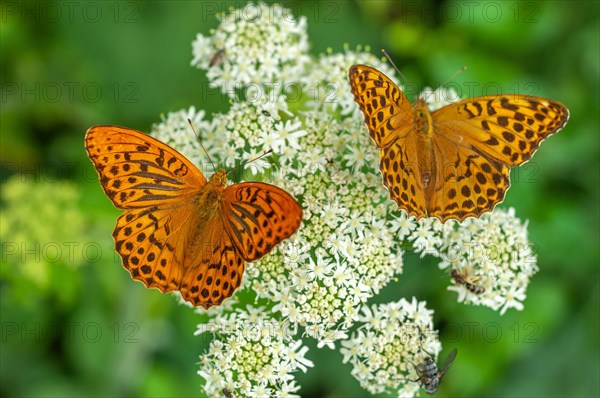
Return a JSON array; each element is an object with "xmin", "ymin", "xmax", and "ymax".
[
  {"xmin": 381, "ymin": 48, "xmax": 408, "ymax": 84},
  {"xmin": 187, "ymin": 118, "xmax": 216, "ymax": 173},
  {"xmin": 422, "ymin": 66, "xmax": 467, "ymax": 102},
  {"xmin": 226, "ymin": 149, "xmax": 273, "ymax": 176}
]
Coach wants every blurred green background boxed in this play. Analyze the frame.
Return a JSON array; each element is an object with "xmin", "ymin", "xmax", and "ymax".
[{"xmin": 1, "ymin": 1, "xmax": 598, "ymax": 397}]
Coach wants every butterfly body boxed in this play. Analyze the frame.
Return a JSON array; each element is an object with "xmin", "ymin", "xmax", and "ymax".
[
  {"xmin": 184, "ymin": 182, "xmax": 223, "ymax": 264},
  {"xmin": 195, "ymin": 170, "xmax": 227, "ymax": 222},
  {"xmin": 349, "ymin": 65, "xmax": 569, "ymax": 222},
  {"xmin": 85, "ymin": 126, "xmax": 302, "ymax": 308},
  {"xmin": 412, "ymin": 100, "xmax": 437, "ymax": 192},
  {"xmin": 414, "ymin": 99, "xmax": 433, "ymax": 136}
]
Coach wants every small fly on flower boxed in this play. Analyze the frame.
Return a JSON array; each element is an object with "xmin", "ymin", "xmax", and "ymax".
[
  {"xmin": 401, "ymin": 326, "xmax": 457, "ymax": 395},
  {"xmin": 221, "ymin": 387, "xmax": 233, "ymax": 397},
  {"xmin": 415, "ymin": 348, "xmax": 457, "ymax": 395},
  {"xmin": 209, "ymin": 49, "xmax": 226, "ymax": 67},
  {"xmin": 450, "ymin": 269, "xmax": 485, "ymax": 295}
]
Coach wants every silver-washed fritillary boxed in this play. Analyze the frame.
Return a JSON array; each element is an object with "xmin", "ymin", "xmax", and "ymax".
[
  {"xmin": 85, "ymin": 125, "xmax": 302, "ymax": 308},
  {"xmin": 349, "ymin": 65, "xmax": 569, "ymax": 222}
]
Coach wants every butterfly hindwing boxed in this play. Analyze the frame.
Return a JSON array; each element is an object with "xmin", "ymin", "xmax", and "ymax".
[
  {"xmin": 114, "ymin": 204, "xmax": 193, "ymax": 294},
  {"xmin": 180, "ymin": 228, "xmax": 245, "ymax": 308},
  {"xmin": 222, "ymin": 182, "xmax": 303, "ymax": 262},
  {"xmin": 427, "ymin": 133, "xmax": 510, "ymax": 221},
  {"xmin": 380, "ymin": 138, "xmax": 427, "ymax": 217}
]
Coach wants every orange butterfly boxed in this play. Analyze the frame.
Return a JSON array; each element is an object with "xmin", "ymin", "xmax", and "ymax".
[
  {"xmin": 349, "ymin": 65, "xmax": 569, "ymax": 222},
  {"xmin": 85, "ymin": 126, "xmax": 302, "ymax": 308}
]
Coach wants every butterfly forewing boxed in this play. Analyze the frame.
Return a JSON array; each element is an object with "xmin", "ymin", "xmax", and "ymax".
[
  {"xmin": 348, "ymin": 65, "xmax": 413, "ymax": 148},
  {"xmin": 433, "ymin": 95, "xmax": 569, "ymax": 166},
  {"xmin": 85, "ymin": 126, "xmax": 206, "ymax": 209},
  {"xmin": 222, "ymin": 183, "xmax": 303, "ymax": 262},
  {"xmin": 349, "ymin": 65, "xmax": 428, "ymax": 216}
]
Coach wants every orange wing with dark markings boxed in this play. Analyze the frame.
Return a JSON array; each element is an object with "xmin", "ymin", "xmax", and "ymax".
[
  {"xmin": 222, "ymin": 182, "xmax": 303, "ymax": 262},
  {"xmin": 85, "ymin": 125, "xmax": 302, "ymax": 308},
  {"xmin": 349, "ymin": 64, "xmax": 428, "ymax": 216},
  {"xmin": 349, "ymin": 64, "xmax": 569, "ymax": 222}
]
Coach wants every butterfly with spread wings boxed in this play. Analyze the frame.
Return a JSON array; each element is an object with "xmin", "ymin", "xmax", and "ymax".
[
  {"xmin": 85, "ymin": 125, "xmax": 302, "ymax": 308},
  {"xmin": 349, "ymin": 65, "xmax": 569, "ymax": 222}
]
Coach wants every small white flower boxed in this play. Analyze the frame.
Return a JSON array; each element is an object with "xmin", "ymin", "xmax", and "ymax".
[
  {"xmin": 272, "ymin": 119, "xmax": 307, "ymax": 152},
  {"xmin": 242, "ymin": 149, "xmax": 272, "ymax": 175},
  {"xmin": 343, "ymin": 144, "xmax": 370, "ymax": 172},
  {"xmin": 389, "ymin": 213, "xmax": 418, "ymax": 241},
  {"xmin": 283, "ymin": 340, "xmax": 314, "ymax": 373},
  {"xmin": 498, "ymin": 285, "xmax": 526, "ymax": 315}
]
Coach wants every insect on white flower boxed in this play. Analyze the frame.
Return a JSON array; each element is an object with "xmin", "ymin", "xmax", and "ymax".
[{"xmin": 146, "ymin": 2, "xmax": 545, "ymax": 397}]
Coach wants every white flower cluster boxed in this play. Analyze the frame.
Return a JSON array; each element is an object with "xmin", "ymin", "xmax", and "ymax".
[
  {"xmin": 191, "ymin": 2, "xmax": 310, "ymax": 96},
  {"xmin": 252, "ymin": 110, "xmax": 405, "ymax": 346},
  {"xmin": 299, "ymin": 45, "xmax": 398, "ymax": 115},
  {"xmin": 340, "ymin": 298, "xmax": 439, "ymax": 398},
  {"xmin": 195, "ymin": 306, "xmax": 313, "ymax": 398},
  {"xmin": 152, "ymin": 101, "xmax": 406, "ymax": 349},
  {"xmin": 149, "ymin": 2, "xmax": 542, "ymax": 396},
  {"xmin": 411, "ymin": 208, "xmax": 537, "ymax": 315}
]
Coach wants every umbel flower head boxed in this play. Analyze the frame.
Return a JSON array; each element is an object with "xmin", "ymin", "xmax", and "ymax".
[
  {"xmin": 191, "ymin": 2, "xmax": 310, "ymax": 97},
  {"xmin": 340, "ymin": 298, "xmax": 440, "ymax": 397},
  {"xmin": 389, "ymin": 207, "xmax": 538, "ymax": 315},
  {"xmin": 195, "ymin": 305, "xmax": 312, "ymax": 398},
  {"xmin": 149, "ymin": 2, "xmax": 540, "ymax": 396}
]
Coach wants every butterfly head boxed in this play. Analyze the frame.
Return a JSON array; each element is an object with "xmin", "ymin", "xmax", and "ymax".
[
  {"xmin": 209, "ymin": 169, "xmax": 228, "ymax": 187},
  {"xmin": 413, "ymin": 99, "xmax": 433, "ymax": 137}
]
